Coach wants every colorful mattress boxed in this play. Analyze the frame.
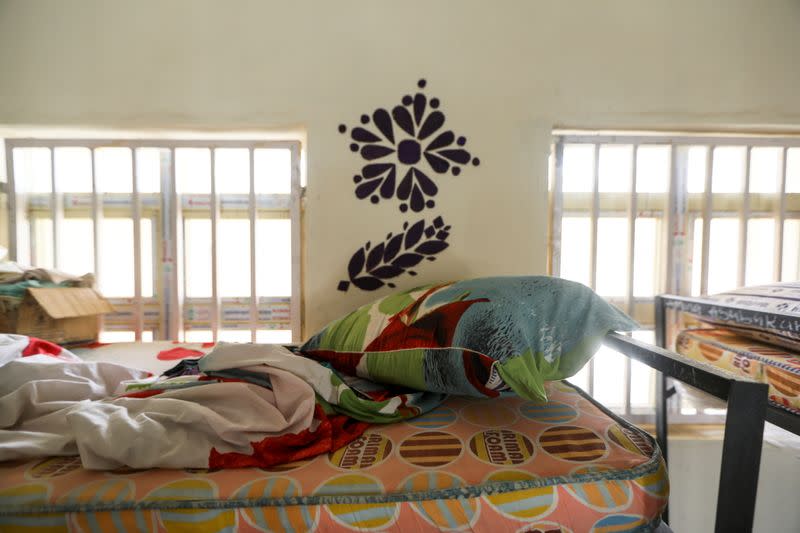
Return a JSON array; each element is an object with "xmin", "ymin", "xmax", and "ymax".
[
  {"xmin": 0, "ymin": 377, "xmax": 667, "ymax": 533},
  {"xmin": 677, "ymin": 328, "xmax": 800, "ymax": 415}
]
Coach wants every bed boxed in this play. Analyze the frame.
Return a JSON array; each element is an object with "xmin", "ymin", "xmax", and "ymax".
[
  {"xmin": 655, "ymin": 292, "xmax": 800, "ymax": 436},
  {"xmin": 598, "ymin": 286, "xmax": 800, "ymax": 533},
  {"xmin": 0, "ymin": 341, "xmax": 668, "ymax": 533}
]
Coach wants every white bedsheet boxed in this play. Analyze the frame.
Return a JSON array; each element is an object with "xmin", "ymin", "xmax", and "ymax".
[{"xmin": 0, "ymin": 334, "xmax": 317, "ymax": 469}]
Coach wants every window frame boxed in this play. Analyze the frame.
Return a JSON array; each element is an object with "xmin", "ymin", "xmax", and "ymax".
[
  {"xmin": 4, "ymin": 138, "xmax": 303, "ymax": 343},
  {"xmin": 549, "ymin": 131, "xmax": 800, "ymax": 422}
]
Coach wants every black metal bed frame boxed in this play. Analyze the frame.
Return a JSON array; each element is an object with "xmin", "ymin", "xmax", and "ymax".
[{"xmin": 603, "ymin": 294, "xmax": 800, "ymax": 533}]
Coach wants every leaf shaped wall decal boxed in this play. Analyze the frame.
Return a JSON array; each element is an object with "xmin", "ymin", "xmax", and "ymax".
[
  {"xmin": 415, "ymin": 240, "xmax": 449, "ymax": 255},
  {"xmin": 352, "ymin": 277, "xmax": 385, "ymax": 291},
  {"xmin": 371, "ymin": 265, "xmax": 404, "ymax": 279},
  {"xmin": 366, "ymin": 243, "xmax": 385, "ymax": 270},
  {"xmin": 384, "ymin": 234, "xmax": 404, "ymax": 262},
  {"xmin": 392, "ymin": 253, "xmax": 424, "ymax": 268},
  {"xmin": 348, "ymin": 248, "xmax": 365, "ymax": 279},
  {"xmin": 338, "ymin": 217, "xmax": 452, "ymax": 292},
  {"xmin": 404, "ymin": 220, "xmax": 425, "ymax": 249}
]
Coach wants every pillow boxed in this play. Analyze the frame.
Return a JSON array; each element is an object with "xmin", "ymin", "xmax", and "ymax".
[
  {"xmin": 300, "ymin": 276, "xmax": 638, "ymax": 402},
  {"xmin": 695, "ymin": 282, "xmax": 800, "ymax": 351}
]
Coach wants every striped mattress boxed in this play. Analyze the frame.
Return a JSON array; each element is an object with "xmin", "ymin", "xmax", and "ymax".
[{"xmin": 677, "ymin": 327, "xmax": 800, "ymax": 415}]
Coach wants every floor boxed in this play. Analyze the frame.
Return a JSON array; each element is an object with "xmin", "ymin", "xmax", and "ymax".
[{"xmin": 660, "ymin": 424, "xmax": 800, "ymax": 532}]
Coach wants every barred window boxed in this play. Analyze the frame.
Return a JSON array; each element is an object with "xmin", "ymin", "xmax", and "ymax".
[
  {"xmin": 5, "ymin": 139, "xmax": 302, "ymax": 344},
  {"xmin": 549, "ymin": 132, "xmax": 800, "ymax": 421}
]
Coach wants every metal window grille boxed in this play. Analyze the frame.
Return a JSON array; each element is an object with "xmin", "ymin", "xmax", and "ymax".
[
  {"xmin": 4, "ymin": 139, "xmax": 303, "ymax": 343},
  {"xmin": 549, "ymin": 132, "xmax": 800, "ymax": 421}
]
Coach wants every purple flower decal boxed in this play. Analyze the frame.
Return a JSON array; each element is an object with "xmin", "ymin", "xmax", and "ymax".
[{"xmin": 339, "ymin": 79, "xmax": 480, "ymax": 213}]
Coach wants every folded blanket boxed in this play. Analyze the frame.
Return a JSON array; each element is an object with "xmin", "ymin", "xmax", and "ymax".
[{"xmin": 0, "ymin": 336, "xmax": 445, "ymax": 470}]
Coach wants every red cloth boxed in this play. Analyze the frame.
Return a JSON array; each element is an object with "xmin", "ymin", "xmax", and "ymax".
[
  {"xmin": 21, "ymin": 337, "xmax": 63, "ymax": 357},
  {"xmin": 208, "ymin": 405, "xmax": 370, "ymax": 469},
  {"xmin": 156, "ymin": 347, "xmax": 204, "ymax": 361}
]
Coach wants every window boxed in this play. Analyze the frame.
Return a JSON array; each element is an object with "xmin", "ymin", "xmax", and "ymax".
[
  {"xmin": 5, "ymin": 140, "xmax": 302, "ymax": 344},
  {"xmin": 549, "ymin": 133, "xmax": 800, "ymax": 421}
]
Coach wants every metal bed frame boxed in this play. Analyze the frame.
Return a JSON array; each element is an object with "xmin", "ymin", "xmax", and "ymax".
[{"xmin": 603, "ymin": 294, "xmax": 800, "ymax": 533}]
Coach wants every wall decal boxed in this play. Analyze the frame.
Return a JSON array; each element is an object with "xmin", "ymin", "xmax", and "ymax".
[
  {"xmin": 339, "ymin": 79, "xmax": 480, "ymax": 213},
  {"xmin": 338, "ymin": 217, "xmax": 451, "ymax": 292}
]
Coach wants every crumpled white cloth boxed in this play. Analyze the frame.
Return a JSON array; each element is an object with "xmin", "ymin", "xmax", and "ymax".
[{"xmin": 0, "ymin": 335, "xmax": 317, "ymax": 469}]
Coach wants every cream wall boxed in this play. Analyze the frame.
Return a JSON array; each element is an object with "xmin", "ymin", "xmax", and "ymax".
[
  {"xmin": 1, "ymin": 0, "xmax": 799, "ymax": 333},
  {"xmin": 0, "ymin": 193, "xmax": 7, "ymax": 253}
]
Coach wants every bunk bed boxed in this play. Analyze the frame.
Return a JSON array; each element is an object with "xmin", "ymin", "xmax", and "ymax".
[
  {"xmin": 604, "ymin": 292, "xmax": 800, "ymax": 533},
  {"xmin": 17, "ymin": 279, "xmax": 800, "ymax": 532},
  {"xmin": 5, "ymin": 280, "xmax": 796, "ymax": 531},
  {"xmin": 656, "ymin": 294, "xmax": 800, "ymax": 436}
]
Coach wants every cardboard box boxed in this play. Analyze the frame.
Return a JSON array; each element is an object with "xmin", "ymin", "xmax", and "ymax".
[{"xmin": 0, "ymin": 287, "xmax": 114, "ymax": 345}]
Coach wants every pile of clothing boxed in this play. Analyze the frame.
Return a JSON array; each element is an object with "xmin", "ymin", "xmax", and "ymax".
[{"xmin": 0, "ymin": 334, "xmax": 445, "ymax": 470}]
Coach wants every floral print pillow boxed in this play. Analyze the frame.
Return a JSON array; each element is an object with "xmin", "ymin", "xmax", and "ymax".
[{"xmin": 300, "ymin": 276, "xmax": 637, "ymax": 402}]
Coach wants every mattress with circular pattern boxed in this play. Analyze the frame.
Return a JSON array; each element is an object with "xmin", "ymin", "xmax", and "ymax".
[
  {"xmin": 0, "ymin": 374, "xmax": 667, "ymax": 533},
  {"xmin": 676, "ymin": 327, "xmax": 800, "ymax": 415}
]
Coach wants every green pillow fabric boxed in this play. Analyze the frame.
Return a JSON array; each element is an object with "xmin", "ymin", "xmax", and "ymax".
[{"xmin": 300, "ymin": 276, "xmax": 638, "ymax": 402}]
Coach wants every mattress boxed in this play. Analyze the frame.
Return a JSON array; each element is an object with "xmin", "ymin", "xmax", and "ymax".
[
  {"xmin": 690, "ymin": 282, "xmax": 800, "ymax": 352},
  {"xmin": 0, "ymin": 341, "xmax": 667, "ymax": 532},
  {"xmin": 677, "ymin": 327, "xmax": 800, "ymax": 415}
]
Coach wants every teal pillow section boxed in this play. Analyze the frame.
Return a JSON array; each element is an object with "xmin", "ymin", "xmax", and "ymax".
[{"xmin": 300, "ymin": 276, "xmax": 638, "ymax": 402}]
